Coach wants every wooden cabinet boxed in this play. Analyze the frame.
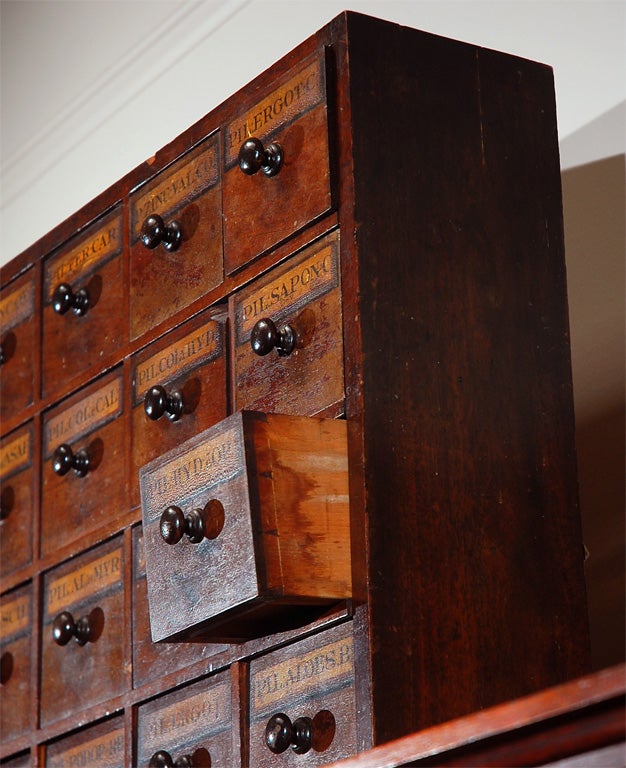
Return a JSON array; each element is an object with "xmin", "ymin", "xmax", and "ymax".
[{"xmin": 0, "ymin": 11, "xmax": 593, "ymax": 767}]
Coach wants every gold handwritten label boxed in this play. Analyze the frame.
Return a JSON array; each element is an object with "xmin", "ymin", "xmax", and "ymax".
[
  {"xmin": 226, "ymin": 57, "xmax": 325, "ymax": 166},
  {"xmin": 47, "ymin": 727, "xmax": 125, "ymax": 768},
  {"xmin": 46, "ymin": 547, "xmax": 123, "ymax": 617},
  {"xmin": 131, "ymin": 137, "xmax": 219, "ymax": 239},
  {"xmin": 45, "ymin": 376, "xmax": 122, "ymax": 457},
  {"xmin": 0, "ymin": 594, "xmax": 30, "ymax": 641},
  {"xmin": 235, "ymin": 240, "xmax": 338, "ymax": 345},
  {"xmin": 0, "ymin": 429, "xmax": 32, "ymax": 480},
  {"xmin": 251, "ymin": 635, "xmax": 354, "ymax": 716},
  {"xmin": 45, "ymin": 214, "xmax": 122, "ymax": 300},
  {"xmin": 141, "ymin": 423, "xmax": 244, "ymax": 518},
  {"xmin": 141, "ymin": 682, "xmax": 230, "ymax": 756},
  {"xmin": 0, "ymin": 280, "xmax": 34, "ymax": 334},
  {"xmin": 133, "ymin": 320, "xmax": 223, "ymax": 402}
]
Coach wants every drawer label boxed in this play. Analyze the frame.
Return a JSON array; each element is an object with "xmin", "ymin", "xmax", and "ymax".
[
  {"xmin": 141, "ymin": 423, "xmax": 244, "ymax": 517},
  {"xmin": 47, "ymin": 727, "xmax": 124, "ymax": 768},
  {"xmin": 0, "ymin": 279, "xmax": 34, "ymax": 333},
  {"xmin": 0, "ymin": 428, "xmax": 32, "ymax": 480},
  {"xmin": 140, "ymin": 681, "xmax": 230, "ymax": 754},
  {"xmin": 45, "ymin": 376, "xmax": 123, "ymax": 457},
  {"xmin": 46, "ymin": 547, "xmax": 123, "ymax": 617},
  {"xmin": 131, "ymin": 136, "xmax": 219, "ymax": 239},
  {"xmin": 235, "ymin": 239, "xmax": 338, "ymax": 344},
  {"xmin": 225, "ymin": 56, "xmax": 325, "ymax": 166},
  {"xmin": 0, "ymin": 593, "xmax": 30, "ymax": 641},
  {"xmin": 133, "ymin": 320, "xmax": 223, "ymax": 402},
  {"xmin": 45, "ymin": 213, "xmax": 122, "ymax": 300},
  {"xmin": 251, "ymin": 635, "xmax": 354, "ymax": 716}
]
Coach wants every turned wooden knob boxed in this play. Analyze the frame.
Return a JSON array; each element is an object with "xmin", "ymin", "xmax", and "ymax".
[
  {"xmin": 144, "ymin": 384, "xmax": 184, "ymax": 422},
  {"xmin": 149, "ymin": 749, "xmax": 211, "ymax": 767},
  {"xmin": 251, "ymin": 318, "xmax": 296, "ymax": 357},
  {"xmin": 238, "ymin": 137, "xmax": 284, "ymax": 177},
  {"xmin": 160, "ymin": 501, "xmax": 224, "ymax": 546},
  {"xmin": 0, "ymin": 484, "xmax": 14, "ymax": 520},
  {"xmin": 140, "ymin": 214, "xmax": 182, "ymax": 252},
  {"xmin": 52, "ymin": 282, "xmax": 90, "ymax": 317},
  {"xmin": 265, "ymin": 712, "xmax": 313, "ymax": 755},
  {"xmin": 52, "ymin": 610, "xmax": 93, "ymax": 646},
  {"xmin": 0, "ymin": 652, "xmax": 13, "ymax": 685},
  {"xmin": 52, "ymin": 443, "xmax": 90, "ymax": 477}
]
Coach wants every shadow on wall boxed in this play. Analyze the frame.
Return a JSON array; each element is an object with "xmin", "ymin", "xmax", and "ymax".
[{"xmin": 561, "ymin": 152, "xmax": 625, "ymax": 672}]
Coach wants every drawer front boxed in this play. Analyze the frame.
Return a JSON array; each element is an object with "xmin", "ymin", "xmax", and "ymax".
[
  {"xmin": 41, "ymin": 536, "xmax": 125, "ymax": 725},
  {"xmin": 41, "ymin": 369, "xmax": 126, "ymax": 557},
  {"xmin": 129, "ymin": 133, "xmax": 223, "ymax": 341},
  {"xmin": 132, "ymin": 525, "xmax": 228, "ymax": 688},
  {"xmin": 136, "ymin": 672, "xmax": 233, "ymax": 767},
  {"xmin": 0, "ymin": 423, "xmax": 34, "ymax": 578},
  {"xmin": 0, "ymin": 752, "xmax": 31, "ymax": 767},
  {"xmin": 223, "ymin": 55, "xmax": 333, "ymax": 274},
  {"xmin": 45, "ymin": 715, "xmax": 125, "ymax": 768},
  {"xmin": 249, "ymin": 622, "xmax": 356, "ymax": 766},
  {"xmin": 0, "ymin": 583, "xmax": 32, "ymax": 741},
  {"xmin": 231, "ymin": 231, "xmax": 343, "ymax": 415},
  {"xmin": 0, "ymin": 269, "xmax": 36, "ymax": 425},
  {"xmin": 42, "ymin": 207, "xmax": 125, "ymax": 400},
  {"xmin": 130, "ymin": 307, "xmax": 227, "ymax": 507}
]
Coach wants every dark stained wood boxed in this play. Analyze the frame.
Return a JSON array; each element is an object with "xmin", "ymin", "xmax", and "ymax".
[
  {"xmin": 129, "ymin": 134, "xmax": 223, "ymax": 341},
  {"xmin": 0, "ymin": 583, "xmax": 32, "ymax": 742},
  {"xmin": 0, "ymin": 268, "xmax": 36, "ymax": 428},
  {"xmin": 324, "ymin": 663, "xmax": 625, "ymax": 768},
  {"xmin": 44, "ymin": 713, "xmax": 124, "ymax": 768},
  {"xmin": 0, "ymin": 423, "xmax": 34, "ymax": 579}
]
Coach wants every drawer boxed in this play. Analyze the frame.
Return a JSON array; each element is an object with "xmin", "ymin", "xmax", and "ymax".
[
  {"xmin": 0, "ymin": 423, "xmax": 34, "ymax": 579},
  {"xmin": 45, "ymin": 714, "xmax": 125, "ymax": 768},
  {"xmin": 41, "ymin": 368, "xmax": 126, "ymax": 557},
  {"xmin": 132, "ymin": 524, "xmax": 228, "ymax": 689},
  {"xmin": 130, "ymin": 307, "xmax": 228, "ymax": 507},
  {"xmin": 0, "ymin": 583, "xmax": 32, "ymax": 741},
  {"xmin": 223, "ymin": 54, "xmax": 333, "ymax": 274},
  {"xmin": 139, "ymin": 411, "xmax": 351, "ymax": 642},
  {"xmin": 40, "ymin": 535, "xmax": 125, "ymax": 726},
  {"xmin": 0, "ymin": 268, "xmax": 36, "ymax": 426},
  {"xmin": 129, "ymin": 133, "xmax": 223, "ymax": 341},
  {"xmin": 0, "ymin": 752, "xmax": 30, "ymax": 768},
  {"xmin": 42, "ymin": 206, "xmax": 125, "ymax": 400},
  {"xmin": 249, "ymin": 622, "xmax": 356, "ymax": 766},
  {"xmin": 136, "ymin": 671, "xmax": 233, "ymax": 767},
  {"xmin": 231, "ymin": 231, "xmax": 343, "ymax": 416}
]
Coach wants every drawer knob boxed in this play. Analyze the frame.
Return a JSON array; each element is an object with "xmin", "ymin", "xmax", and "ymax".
[
  {"xmin": 144, "ymin": 384, "xmax": 184, "ymax": 422},
  {"xmin": 0, "ymin": 651, "xmax": 13, "ymax": 685},
  {"xmin": 0, "ymin": 331, "xmax": 16, "ymax": 366},
  {"xmin": 251, "ymin": 318, "xmax": 296, "ymax": 357},
  {"xmin": 0, "ymin": 484, "xmax": 13, "ymax": 519},
  {"xmin": 265, "ymin": 713, "xmax": 313, "ymax": 755},
  {"xmin": 52, "ymin": 282, "xmax": 90, "ymax": 317},
  {"xmin": 140, "ymin": 214, "xmax": 182, "ymax": 252},
  {"xmin": 52, "ymin": 443, "xmax": 90, "ymax": 477},
  {"xmin": 239, "ymin": 137, "xmax": 284, "ymax": 177},
  {"xmin": 160, "ymin": 500, "xmax": 224, "ymax": 545},
  {"xmin": 149, "ymin": 750, "xmax": 206, "ymax": 767},
  {"xmin": 52, "ymin": 610, "xmax": 93, "ymax": 646}
]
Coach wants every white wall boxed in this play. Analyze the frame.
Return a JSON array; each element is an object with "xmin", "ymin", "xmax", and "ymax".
[{"xmin": 1, "ymin": 0, "xmax": 624, "ymax": 670}]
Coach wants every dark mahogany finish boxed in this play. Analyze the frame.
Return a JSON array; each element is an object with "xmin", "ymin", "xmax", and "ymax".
[
  {"xmin": 250, "ymin": 317, "xmax": 296, "ymax": 357},
  {"xmin": 51, "ymin": 282, "xmax": 90, "ymax": 316},
  {"xmin": 265, "ymin": 713, "xmax": 314, "ymax": 754},
  {"xmin": 52, "ymin": 443, "xmax": 90, "ymax": 477},
  {"xmin": 144, "ymin": 384, "xmax": 184, "ymax": 422},
  {"xmin": 140, "ymin": 214, "xmax": 183, "ymax": 252},
  {"xmin": 238, "ymin": 137, "xmax": 284, "ymax": 177},
  {"xmin": 52, "ymin": 611, "xmax": 93, "ymax": 646}
]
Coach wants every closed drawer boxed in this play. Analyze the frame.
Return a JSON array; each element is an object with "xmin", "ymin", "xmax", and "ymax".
[
  {"xmin": 139, "ymin": 411, "xmax": 351, "ymax": 643},
  {"xmin": 223, "ymin": 54, "xmax": 333, "ymax": 274},
  {"xmin": 129, "ymin": 133, "xmax": 223, "ymax": 341},
  {"xmin": 132, "ymin": 524, "xmax": 228, "ymax": 689},
  {"xmin": 41, "ymin": 368, "xmax": 126, "ymax": 557},
  {"xmin": 249, "ymin": 622, "xmax": 356, "ymax": 766},
  {"xmin": 0, "ymin": 751, "xmax": 30, "ymax": 767},
  {"xmin": 231, "ymin": 231, "xmax": 343, "ymax": 416},
  {"xmin": 45, "ymin": 714, "xmax": 125, "ymax": 768},
  {"xmin": 0, "ymin": 583, "xmax": 32, "ymax": 741},
  {"xmin": 42, "ymin": 206, "xmax": 125, "ymax": 400},
  {"xmin": 0, "ymin": 423, "xmax": 34, "ymax": 579},
  {"xmin": 136, "ymin": 671, "xmax": 233, "ymax": 767},
  {"xmin": 0, "ymin": 268, "xmax": 36, "ymax": 426},
  {"xmin": 130, "ymin": 306, "xmax": 227, "ymax": 507},
  {"xmin": 40, "ymin": 535, "xmax": 125, "ymax": 726}
]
